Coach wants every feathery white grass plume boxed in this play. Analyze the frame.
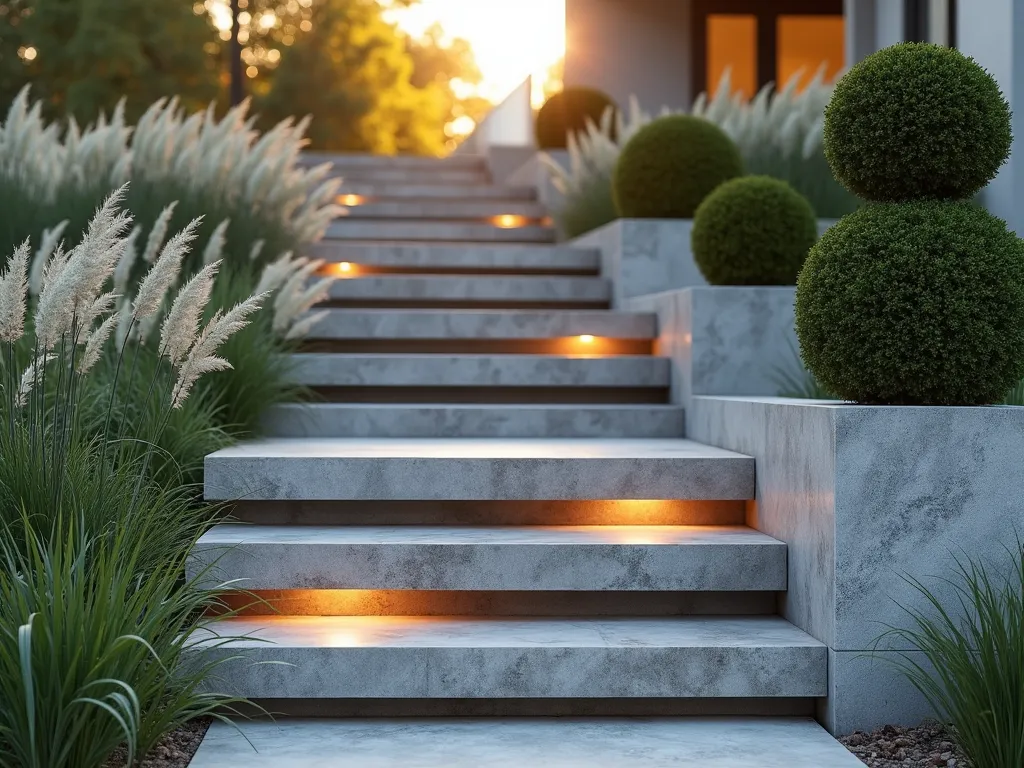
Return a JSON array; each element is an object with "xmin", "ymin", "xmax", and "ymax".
[
  {"xmin": 114, "ymin": 297, "xmax": 134, "ymax": 348},
  {"xmin": 159, "ymin": 260, "xmax": 219, "ymax": 365},
  {"xmin": 141, "ymin": 201, "xmax": 178, "ymax": 263},
  {"xmin": 170, "ymin": 291, "xmax": 267, "ymax": 408},
  {"xmin": 272, "ymin": 257, "xmax": 332, "ymax": 334},
  {"xmin": 0, "ymin": 240, "xmax": 30, "ymax": 343},
  {"xmin": 113, "ymin": 225, "xmax": 141, "ymax": 296},
  {"xmin": 248, "ymin": 238, "xmax": 265, "ymax": 262},
  {"xmin": 17, "ymin": 353, "xmax": 57, "ymax": 407},
  {"xmin": 202, "ymin": 219, "xmax": 230, "ymax": 266},
  {"xmin": 255, "ymin": 251, "xmax": 302, "ymax": 295},
  {"xmin": 28, "ymin": 220, "xmax": 69, "ymax": 297},
  {"xmin": 77, "ymin": 313, "xmax": 119, "ymax": 374},
  {"xmin": 284, "ymin": 309, "xmax": 329, "ymax": 341},
  {"xmin": 132, "ymin": 217, "xmax": 202, "ymax": 321}
]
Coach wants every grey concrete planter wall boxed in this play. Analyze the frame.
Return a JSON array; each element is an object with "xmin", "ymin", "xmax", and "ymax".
[
  {"xmin": 624, "ymin": 286, "xmax": 799, "ymax": 408},
  {"xmin": 573, "ymin": 218, "xmax": 839, "ymax": 309},
  {"xmin": 688, "ymin": 396, "xmax": 1024, "ymax": 734}
]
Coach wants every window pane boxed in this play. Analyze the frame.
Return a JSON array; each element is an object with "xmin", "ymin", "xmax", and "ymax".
[
  {"xmin": 777, "ymin": 15, "xmax": 845, "ymax": 90},
  {"xmin": 707, "ymin": 14, "xmax": 757, "ymax": 99}
]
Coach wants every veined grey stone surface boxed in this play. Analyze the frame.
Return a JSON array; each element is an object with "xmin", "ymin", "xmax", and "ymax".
[
  {"xmin": 340, "ymin": 199, "xmax": 547, "ymax": 220},
  {"xmin": 284, "ymin": 354, "xmax": 667, "ymax": 388},
  {"xmin": 325, "ymin": 220, "xmax": 554, "ymax": 242},
  {"xmin": 192, "ymin": 615, "xmax": 826, "ymax": 699},
  {"xmin": 689, "ymin": 396, "xmax": 1024, "ymax": 732},
  {"xmin": 305, "ymin": 309, "xmax": 654, "ymax": 340},
  {"xmin": 329, "ymin": 167, "xmax": 490, "ymax": 184},
  {"xmin": 190, "ymin": 717, "xmax": 862, "ymax": 767},
  {"xmin": 261, "ymin": 403, "xmax": 685, "ymax": 438},
  {"xmin": 625, "ymin": 287, "xmax": 799, "ymax": 406},
  {"xmin": 300, "ymin": 152, "xmax": 487, "ymax": 171},
  {"xmin": 325, "ymin": 275, "xmax": 610, "ymax": 304},
  {"xmin": 203, "ymin": 437, "xmax": 755, "ymax": 500},
  {"xmin": 307, "ymin": 242, "xmax": 599, "ymax": 272},
  {"xmin": 337, "ymin": 182, "xmax": 536, "ymax": 200},
  {"xmin": 189, "ymin": 523, "xmax": 787, "ymax": 591}
]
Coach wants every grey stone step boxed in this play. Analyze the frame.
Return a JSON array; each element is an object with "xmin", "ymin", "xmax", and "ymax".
[
  {"xmin": 305, "ymin": 310, "xmax": 652, "ymax": 340},
  {"xmin": 191, "ymin": 615, "xmax": 825, "ymax": 699},
  {"xmin": 339, "ymin": 182, "xmax": 536, "ymax": 200},
  {"xmin": 340, "ymin": 199, "xmax": 547, "ymax": 220},
  {"xmin": 325, "ymin": 276, "xmax": 609, "ymax": 306},
  {"xmin": 203, "ymin": 438, "xmax": 754, "ymax": 501},
  {"xmin": 190, "ymin": 524, "xmax": 786, "ymax": 591},
  {"xmin": 190, "ymin": 717, "xmax": 863, "ymax": 768},
  {"xmin": 301, "ymin": 152, "xmax": 487, "ymax": 171},
  {"xmin": 332, "ymin": 168, "xmax": 489, "ymax": 184},
  {"xmin": 308, "ymin": 243, "xmax": 598, "ymax": 274},
  {"xmin": 285, "ymin": 354, "xmax": 668, "ymax": 388},
  {"xmin": 260, "ymin": 404, "xmax": 684, "ymax": 438},
  {"xmin": 325, "ymin": 220, "xmax": 555, "ymax": 242}
]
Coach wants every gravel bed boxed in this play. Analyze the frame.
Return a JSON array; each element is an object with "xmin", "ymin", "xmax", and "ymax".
[
  {"xmin": 104, "ymin": 718, "xmax": 211, "ymax": 768},
  {"xmin": 841, "ymin": 722, "xmax": 971, "ymax": 767}
]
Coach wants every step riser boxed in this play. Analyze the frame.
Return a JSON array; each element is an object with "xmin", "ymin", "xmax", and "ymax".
[
  {"xmin": 332, "ymin": 170, "xmax": 489, "ymax": 184},
  {"xmin": 214, "ymin": 590, "xmax": 776, "ymax": 617},
  {"xmin": 261, "ymin": 404, "xmax": 681, "ymax": 438},
  {"xmin": 298, "ymin": 339, "xmax": 653, "ymax": 355},
  {"xmin": 324, "ymin": 276, "xmax": 609, "ymax": 305},
  {"xmin": 304, "ymin": 386, "xmax": 669, "ymax": 405},
  {"xmin": 338, "ymin": 184, "xmax": 536, "ymax": 200},
  {"xmin": 301, "ymin": 309, "xmax": 653, "ymax": 341},
  {"xmin": 227, "ymin": 500, "xmax": 747, "ymax": 527},
  {"xmin": 325, "ymin": 222, "xmax": 555, "ymax": 242},
  {"xmin": 301, "ymin": 153, "xmax": 487, "ymax": 171},
  {"xmin": 306, "ymin": 243, "xmax": 599, "ymax": 274},
  {"xmin": 196, "ymin": 646, "xmax": 826, "ymax": 700},
  {"xmin": 341, "ymin": 201, "xmax": 547, "ymax": 220}
]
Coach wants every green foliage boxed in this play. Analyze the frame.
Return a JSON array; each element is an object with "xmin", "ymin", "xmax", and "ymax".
[
  {"xmin": 772, "ymin": 337, "xmax": 838, "ymax": 400},
  {"xmin": 743, "ymin": 142, "xmax": 858, "ymax": 219},
  {"xmin": 879, "ymin": 540, "xmax": 1024, "ymax": 768},
  {"xmin": 824, "ymin": 42, "xmax": 1012, "ymax": 202},
  {"xmin": 795, "ymin": 201, "xmax": 1024, "ymax": 405},
  {"xmin": 553, "ymin": 171, "xmax": 619, "ymax": 240},
  {"xmin": 534, "ymin": 87, "xmax": 617, "ymax": 150},
  {"xmin": 612, "ymin": 115, "xmax": 743, "ymax": 219},
  {"xmin": 0, "ymin": 0, "xmax": 219, "ymax": 124},
  {"xmin": 692, "ymin": 176, "xmax": 818, "ymax": 285}
]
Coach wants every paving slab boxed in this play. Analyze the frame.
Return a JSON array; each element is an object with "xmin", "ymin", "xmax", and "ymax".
[
  {"xmin": 190, "ymin": 717, "xmax": 862, "ymax": 768},
  {"xmin": 325, "ymin": 220, "xmax": 554, "ymax": 242},
  {"xmin": 325, "ymin": 275, "xmax": 609, "ymax": 304}
]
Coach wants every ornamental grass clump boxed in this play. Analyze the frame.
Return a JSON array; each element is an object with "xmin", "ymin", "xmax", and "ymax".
[{"xmin": 795, "ymin": 43, "xmax": 1024, "ymax": 405}]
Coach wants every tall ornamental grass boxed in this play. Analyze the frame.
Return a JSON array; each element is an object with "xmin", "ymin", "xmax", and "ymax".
[
  {"xmin": 0, "ymin": 189, "xmax": 268, "ymax": 766},
  {"xmin": 543, "ymin": 67, "xmax": 858, "ymax": 239},
  {"xmin": 881, "ymin": 542, "xmax": 1024, "ymax": 768}
]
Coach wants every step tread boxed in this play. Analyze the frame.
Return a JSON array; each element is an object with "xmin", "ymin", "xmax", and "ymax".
[
  {"xmin": 190, "ymin": 717, "xmax": 863, "ymax": 768},
  {"xmin": 203, "ymin": 438, "xmax": 754, "ymax": 501},
  {"xmin": 326, "ymin": 275, "xmax": 610, "ymax": 303},
  {"xmin": 191, "ymin": 524, "xmax": 786, "ymax": 592},
  {"xmin": 337, "ymin": 183, "xmax": 536, "ymax": 199},
  {"xmin": 342, "ymin": 200, "xmax": 547, "ymax": 219},
  {"xmin": 325, "ymin": 221, "xmax": 554, "ymax": 242}
]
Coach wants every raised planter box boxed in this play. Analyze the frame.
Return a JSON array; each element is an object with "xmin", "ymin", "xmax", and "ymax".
[
  {"xmin": 688, "ymin": 396, "xmax": 1024, "ymax": 734},
  {"xmin": 572, "ymin": 219, "xmax": 839, "ymax": 309},
  {"xmin": 625, "ymin": 286, "xmax": 798, "ymax": 407}
]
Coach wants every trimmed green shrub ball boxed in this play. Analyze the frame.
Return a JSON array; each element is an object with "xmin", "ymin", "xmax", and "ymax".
[
  {"xmin": 691, "ymin": 176, "xmax": 818, "ymax": 285},
  {"xmin": 535, "ymin": 88, "xmax": 617, "ymax": 150},
  {"xmin": 795, "ymin": 201, "xmax": 1024, "ymax": 405},
  {"xmin": 612, "ymin": 115, "xmax": 743, "ymax": 219},
  {"xmin": 824, "ymin": 42, "xmax": 1011, "ymax": 202}
]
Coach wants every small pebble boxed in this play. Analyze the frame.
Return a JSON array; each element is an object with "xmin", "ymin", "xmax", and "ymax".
[{"xmin": 840, "ymin": 722, "xmax": 971, "ymax": 768}]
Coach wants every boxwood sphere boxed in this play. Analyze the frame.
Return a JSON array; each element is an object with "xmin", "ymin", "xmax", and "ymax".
[
  {"xmin": 612, "ymin": 115, "xmax": 743, "ymax": 219},
  {"xmin": 795, "ymin": 201, "xmax": 1024, "ymax": 405},
  {"xmin": 535, "ymin": 87, "xmax": 617, "ymax": 150},
  {"xmin": 691, "ymin": 176, "xmax": 818, "ymax": 285},
  {"xmin": 824, "ymin": 42, "xmax": 1011, "ymax": 202}
]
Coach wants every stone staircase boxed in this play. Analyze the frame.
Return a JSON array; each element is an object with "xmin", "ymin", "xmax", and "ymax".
[{"xmin": 188, "ymin": 153, "xmax": 860, "ymax": 766}]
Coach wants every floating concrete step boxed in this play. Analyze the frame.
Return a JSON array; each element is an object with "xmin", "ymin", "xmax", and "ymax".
[
  {"xmin": 192, "ymin": 615, "xmax": 825, "ymax": 699},
  {"xmin": 285, "ymin": 354, "xmax": 667, "ymax": 389},
  {"xmin": 308, "ymin": 242, "xmax": 598, "ymax": 275},
  {"xmin": 325, "ymin": 276, "xmax": 609, "ymax": 308},
  {"xmin": 304, "ymin": 310, "xmax": 653, "ymax": 340},
  {"xmin": 325, "ymin": 220, "xmax": 554, "ymax": 243},
  {"xmin": 340, "ymin": 199, "xmax": 547, "ymax": 220},
  {"xmin": 189, "ymin": 717, "xmax": 864, "ymax": 768},
  {"xmin": 332, "ymin": 168, "xmax": 489, "ymax": 185},
  {"xmin": 190, "ymin": 524, "xmax": 786, "ymax": 592},
  {"xmin": 339, "ymin": 182, "xmax": 536, "ymax": 200},
  {"xmin": 301, "ymin": 153, "xmax": 487, "ymax": 172},
  {"xmin": 203, "ymin": 438, "xmax": 754, "ymax": 501},
  {"xmin": 261, "ymin": 403, "xmax": 684, "ymax": 438}
]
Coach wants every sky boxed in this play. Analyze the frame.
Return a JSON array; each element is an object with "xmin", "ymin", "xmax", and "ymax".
[{"xmin": 386, "ymin": 0, "xmax": 565, "ymax": 106}]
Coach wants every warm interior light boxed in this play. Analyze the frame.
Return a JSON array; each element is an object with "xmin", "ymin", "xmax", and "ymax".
[
  {"xmin": 491, "ymin": 214, "xmax": 529, "ymax": 228},
  {"xmin": 579, "ymin": 334, "xmax": 595, "ymax": 344},
  {"xmin": 339, "ymin": 261, "xmax": 352, "ymax": 273},
  {"xmin": 338, "ymin": 194, "xmax": 366, "ymax": 206}
]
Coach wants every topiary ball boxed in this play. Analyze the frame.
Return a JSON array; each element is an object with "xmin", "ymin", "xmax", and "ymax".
[
  {"xmin": 795, "ymin": 201, "xmax": 1024, "ymax": 405},
  {"xmin": 612, "ymin": 115, "xmax": 743, "ymax": 219},
  {"xmin": 691, "ymin": 175, "xmax": 818, "ymax": 285},
  {"xmin": 535, "ymin": 88, "xmax": 618, "ymax": 150},
  {"xmin": 824, "ymin": 42, "xmax": 1011, "ymax": 202}
]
